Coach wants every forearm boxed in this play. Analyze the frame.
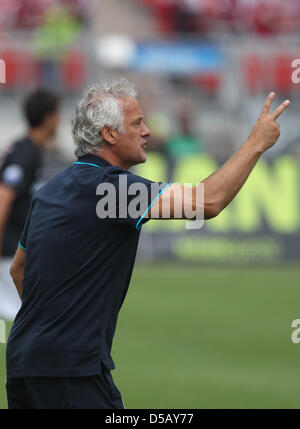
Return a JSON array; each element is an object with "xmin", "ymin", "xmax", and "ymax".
[
  {"xmin": 150, "ymin": 92, "xmax": 289, "ymax": 222},
  {"xmin": 201, "ymin": 138, "xmax": 263, "ymax": 216},
  {"xmin": 11, "ymin": 269, "xmax": 23, "ymax": 300},
  {"xmin": 0, "ymin": 184, "xmax": 16, "ymax": 256},
  {"xmin": 10, "ymin": 246, "xmax": 26, "ymax": 301},
  {"xmin": 0, "ymin": 220, "xmax": 7, "ymax": 258}
]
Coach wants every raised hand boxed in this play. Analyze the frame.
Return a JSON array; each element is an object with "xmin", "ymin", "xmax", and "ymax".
[{"xmin": 248, "ymin": 92, "xmax": 290, "ymax": 153}]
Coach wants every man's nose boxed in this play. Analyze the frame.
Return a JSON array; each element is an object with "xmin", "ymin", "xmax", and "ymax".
[{"xmin": 141, "ymin": 122, "xmax": 150, "ymax": 137}]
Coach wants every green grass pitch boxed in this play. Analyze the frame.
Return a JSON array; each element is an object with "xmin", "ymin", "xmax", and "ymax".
[{"xmin": 1, "ymin": 263, "xmax": 300, "ymax": 409}]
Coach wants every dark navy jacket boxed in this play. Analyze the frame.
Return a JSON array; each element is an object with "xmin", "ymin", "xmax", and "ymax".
[{"xmin": 6, "ymin": 154, "xmax": 170, "ymax": 378}]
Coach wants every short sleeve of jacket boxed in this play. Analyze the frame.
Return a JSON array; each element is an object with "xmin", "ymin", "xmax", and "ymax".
[
  {"xmin": 96, "ymin": 167, "xmax": 171, "ymax": 230},
  {"xmin": 0, "ymin": 145, "xmax": 29, "ymax": 195}
]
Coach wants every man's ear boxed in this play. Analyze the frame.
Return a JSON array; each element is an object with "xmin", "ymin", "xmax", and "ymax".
[{"xmin": 101, "ymin": 126, "xmax": 119, "ymax": 145}]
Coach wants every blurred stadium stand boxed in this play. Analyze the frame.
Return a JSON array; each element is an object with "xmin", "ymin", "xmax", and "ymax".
[{"xmin": 134, "ymin": 0, "xmax": 300, "ymax": 35}]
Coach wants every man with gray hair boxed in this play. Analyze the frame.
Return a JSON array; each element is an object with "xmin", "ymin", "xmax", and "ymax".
[{"xmin": 6, "ymin": 79, "xmax": 289, "ymax": 408}]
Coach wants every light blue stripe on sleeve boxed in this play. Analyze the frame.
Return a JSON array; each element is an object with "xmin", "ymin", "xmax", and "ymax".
[
  {"xmin": 18, "ymin": 242, "xmax": 26, "ymax": 251},
  {"xmin": 136, "ymin": 183, "xmax": 172, "ymax": 230}
]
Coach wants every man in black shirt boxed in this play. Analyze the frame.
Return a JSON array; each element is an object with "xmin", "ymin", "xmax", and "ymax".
[
  {"xmin": 6, "ymin": 80, "xmax": 289, "ymax": 408},
  {"xmin": 0, "ymin": 89, "xmax": 60, "ymax": 321}
]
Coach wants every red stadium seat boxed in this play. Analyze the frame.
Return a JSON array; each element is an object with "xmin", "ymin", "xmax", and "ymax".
[
  {"xmin": 194, "ymin": 73, "xmax": 222, "ymax": 94},
  {"xmin": 243, "ymin": 54, "xmax": 262, "ymax": 94},
  {"xmin": 17, "ymin": 52, "xmax": 41, "ymax": 88},
  {"xmin": 60, "ymin": 50, "xmax": 87, "ymax": 91},
  {"xmin": 0, "ymin": 49, "xmax": 41, "ymax": 89},
  {"xmin": 274, "ymin": 54, "xmax": 293, "ymax": 94}
]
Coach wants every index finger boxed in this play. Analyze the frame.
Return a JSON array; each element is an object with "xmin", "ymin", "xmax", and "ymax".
[
  {"xmin": 271, "ymin": 99, "xmax": 291, "ymax": 120},
  {"xmin": 260, "ymin": 92, "xmax": 276, "ymax": 117}
]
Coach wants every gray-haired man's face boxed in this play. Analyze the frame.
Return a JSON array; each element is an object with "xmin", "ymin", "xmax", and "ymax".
[{"xmin": 114, "ymin": 97, "xmax": 151, "ymax": 169}]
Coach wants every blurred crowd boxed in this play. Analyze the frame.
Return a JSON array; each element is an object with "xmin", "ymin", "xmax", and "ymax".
[
  {"xmin": 0, "ymin": 0, "xmax": 299, "ymax": 177},
  {"xmin": 137, "ymin": 0, "xmax": 300, "ymax": 35},
  {"xmin": 0, "ymin": 0, "xmax": 90, "ymax": 33},
  {"xmin": 2, "ymin": 0, "xmax": 300, "ymax": 37},
  {"xmin": 0, "ymin": 0, "xmax": 90, "ymax": 91}
]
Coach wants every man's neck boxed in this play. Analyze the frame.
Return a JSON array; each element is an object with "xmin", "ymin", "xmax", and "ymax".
[{"xmin": 92, "ymin": 149, "xmax": 130, "ymax": 171}]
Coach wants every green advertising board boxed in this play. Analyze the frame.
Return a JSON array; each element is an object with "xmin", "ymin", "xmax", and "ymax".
[{"xmin": 134, "ymin": 153, "xmax": 300, "ymax": 264}]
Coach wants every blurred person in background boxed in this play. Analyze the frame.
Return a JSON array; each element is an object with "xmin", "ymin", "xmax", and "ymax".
[
  {"xmin": 33, "ymin": 2, "xmax": 81, "ymax": 88},
  {"xmin": 166, "ymin": 99, "xmax": 205, "ymax": 181},
  {"xmin": 0, "ymin": 89, "xmax": 60, "ymax": 321},
  {"xmin": 139, "ymin": 94, "xmax": 170, "ymax": 155}
]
